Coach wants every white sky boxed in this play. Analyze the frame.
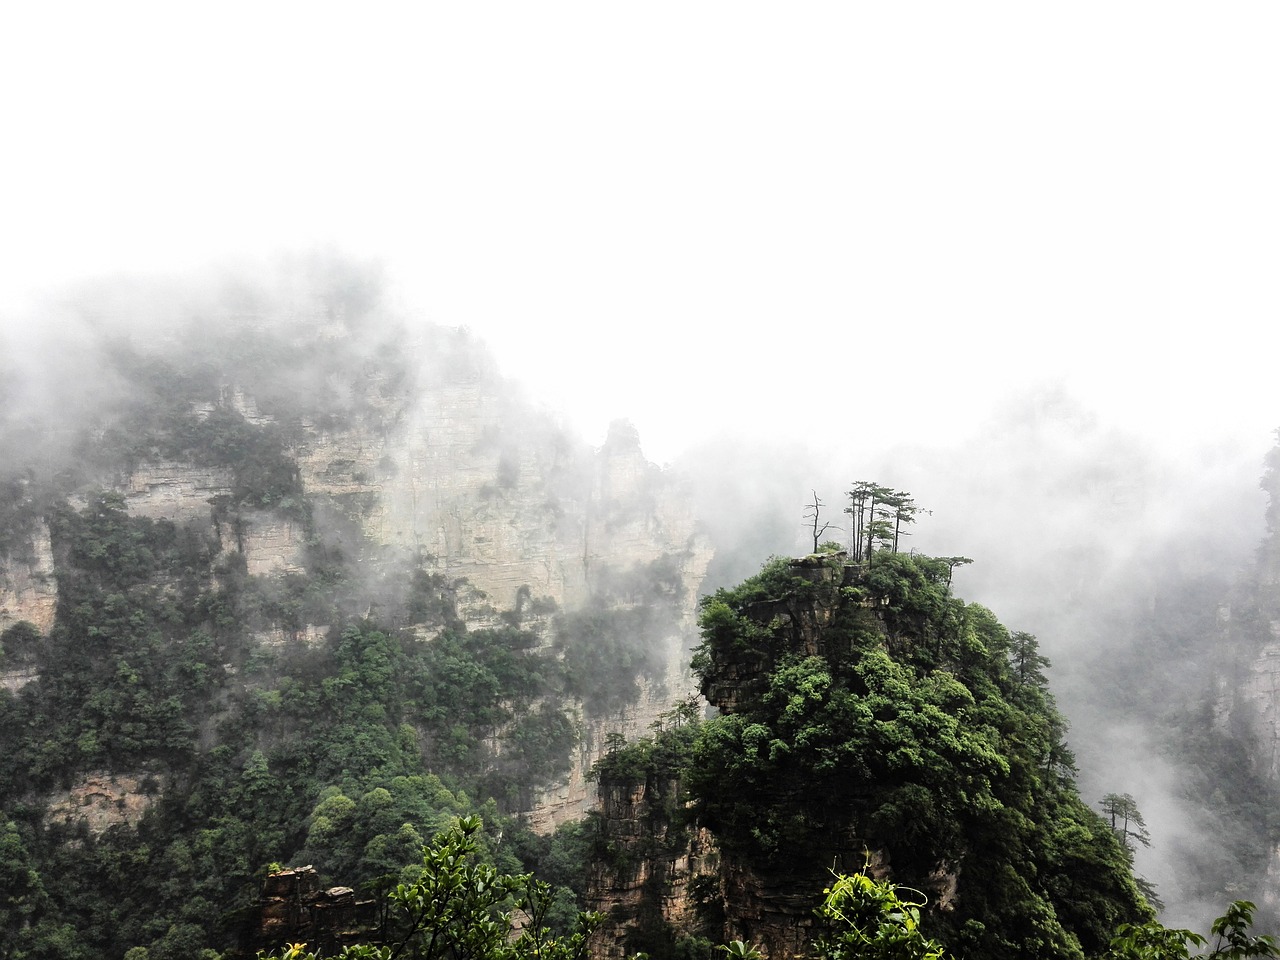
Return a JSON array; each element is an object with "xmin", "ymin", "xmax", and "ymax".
[{"xmin": 2, "ymin": 3, "xmax": 1278, "ymax": 464}]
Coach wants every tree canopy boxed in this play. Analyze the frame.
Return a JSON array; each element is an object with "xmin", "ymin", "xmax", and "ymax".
[{"xmin": 687, "ymin": 548, "xmax": 1152, "ymax": 959}]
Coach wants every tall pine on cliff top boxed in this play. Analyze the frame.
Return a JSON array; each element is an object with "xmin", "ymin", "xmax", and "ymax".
[{"xmin": 689, "ymin": 547, "xmax": 1150, "ymax": 960}]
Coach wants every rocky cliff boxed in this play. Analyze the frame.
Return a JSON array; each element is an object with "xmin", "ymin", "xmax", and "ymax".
[
  {"xmin": 587, "ymin": 558, "xmax": 903, "ymax": 959},
  {"xmin": 0, "ymin": 310, "xmax": 711, "ymax": 836},
  {"xmin": 0, "ymin": 519, "xmax": 57, "ymax": 639},
  {"xmin": 1209, "ymin": 444, "xmax": 1280, "ymax": 919},
  {"xmin": 587, "ymin": 775, "xmax": 719, "ymax": 959},
  {"xmin": 587, "ymin": 549, "xmax": 1144, "ymax": 960}
]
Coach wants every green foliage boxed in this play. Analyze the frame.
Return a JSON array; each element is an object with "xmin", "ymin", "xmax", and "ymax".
[
  {"xmin": 404, "ymin": 570, "xmax": 466, "ymax": 631},
  {"xmin": 591, "ymin": 698, "xmax": 702, "ymax": 789},
  {"xmin": 845, "ymin": 482, "xmax": 923, "ymax": 562},
  {"xmin": 812, "ymin": 869, "xmax": 949, "ymax": 960},
  {"xmin": 689, "ymin": 551, "xmax": 1152, "ymax": 960},
  {"xmin": 0, "ymin": 464, "xmax": 682, "ymax": 959},
  {"xmin": 507, "ymin": 819, "xmax": 595, "ymax": 903},
  {"xmin": 1107, "ymin": 900, "xmax": 1279, "ymax": 959},
  {"xmin": 258, "ymin": 816, "xmax": 600, "ymax": 960},
  {"xmin": 1100, "ymin": 793, "xmax": 1152, "ymax": 853},
  {"xmin": 0, "ymin": 492, "xmax": 590, "ymax": 957},
  {"xmin": 1, "ymin": 281, "xmax": 699, "ymax": 959},
  {"xmin": 1107, "ymin": 921, "xmax": 1207, "ymax": 960},
  {"xmin": 1209, "ymin": 901, "xmax": 1280, "ymax": 959},
  {"xmin": 0, "ymin": 621, "xmax": 41, "ymax": 665}
]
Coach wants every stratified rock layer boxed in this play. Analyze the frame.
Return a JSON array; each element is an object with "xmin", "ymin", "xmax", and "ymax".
[
  {"xmin": 0, "ymin": 519, "xmax": 57, "ymax": 635},
  {"xmin": 105, "ymin": 344, "xmax": 712, "ymax": 831}
]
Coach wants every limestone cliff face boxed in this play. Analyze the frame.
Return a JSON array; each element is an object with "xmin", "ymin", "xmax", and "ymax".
[
  {"xmin": 102, "ymin": 349, "xmax": 710, "ymax": 830},
  {"xmin": 1236, "ymin": 461, "xmax": 1280, "ymax": 780},
  {"xmin": 1221, "ymin": 459, "xmax": 1280, "ymax": 916},
  {"xmin": 121, "ymin": 461, "xmax": 234, "ymax": 523},
  {"xmin": 292, "ymin": 368, "xmax": 710, "ymax": 827},
  {"xmin": 1217, "ymin": 638, "xmax": 1280, "ymax": 922},
  {"xmin": 1234, "ymin": 626, "xmax": 1280, "ymax": 780},
  {"xmin": 587, "ymin": 779, "xmax": 719, "ymax": 960},
  {"xmin": 526, "ymin": 677, "xmax": 685, "ymax": 834},
  {"xmin": 295, "ymin": 383, "xmax": 709, "ymax": 618},
  {"xmin": 0, "ymin": 519, "xmax": 57, "ymax": 638},
  {"xmin": 44, "ymin": 771, "xmax": 158, "ymax": 836}
]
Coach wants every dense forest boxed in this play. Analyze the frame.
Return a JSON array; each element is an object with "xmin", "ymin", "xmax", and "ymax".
[
  {"xmin": 2, "ymin": 264, "xmax": 1278, "ymax": 959},
  {"xmin": 590, "ymin": 546, "xmax": 1145, "ymax": 959},
  {"xmin": 0, "ymin": 267, "xmax": 696, "ymax": 958}
]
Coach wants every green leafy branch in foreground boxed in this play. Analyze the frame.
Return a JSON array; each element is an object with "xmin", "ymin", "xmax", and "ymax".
[
  {"xmin": 258, "ymin": 816, "xmax": 599, "ymax": 960},
  {"xmin": 704, "ymin": 882, "xmax": 1278, "ymax": 960},
  {"xmin": 1106, "ymin": 899, "xmax": 1280, "ymax": 960},
  {"xmin": 811, "ymin": 868, "xmax": 949, "ymax": 960}
]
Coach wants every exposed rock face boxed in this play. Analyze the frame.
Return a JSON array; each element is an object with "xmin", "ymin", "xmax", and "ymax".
[
  {"xmin": 1239, "ymin": 627, "xmax": 1280, "ymax": 779},
  {"xmin": 297, "ymin": 394, "xmax": 710, "ymax": 618},
  {"xmin": 718, "ymin": 860, "xmax": 822, "ymax": 959},
  {"xmin": 122, "ymin": 461, "xmax": 234, "ymax": 522},
  {"xmin": 1201, "ymin": 453, "xmax": 1280, "ymax": 920},
  {"xmin": 587, "ymin": 779, "xmax": 719, "ymax": 960},
  {"xmin": 122, "ymin": 463, "xmax": 308, "ymax": 575},
  {"xmin": 230, "ymin": 511, "xmax": 308, "ymax": 577},
  {"xmin": 254, "ymin": 624, "xmax": 329, "ymax": 648},
  {"xmin": 97, "ymin": 360, "xmax": 711, "ymax": 831},
  {"xmin": 0, "ymin": 519, "xmax": 57, "ymax": 635},
  {"xmin": 0, "ymin": 665, "xmax": 38, "ymax": 693},
  {"xmin": 525, "ymin": 677, "xmax": 684, "ymax": 835},
  {"xmin": 44, "ymin": 771, "xmax": 158, "ymax": 835},
  {"xmin": 254, "ymin": 866, "xmax": 379, "ymax": 955},
  {"xmin": 7, "ymin": 316, "xmax": 711, "ymax": 899},
  {"xmin": 103, "ymin": 358, "xmax": 717, "ymax": 638}
]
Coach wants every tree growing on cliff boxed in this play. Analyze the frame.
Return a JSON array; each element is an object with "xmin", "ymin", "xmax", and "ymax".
[
  {"xmin": 936, "ymin": 556, "xmax": 973, "ymax": 592},
  {"xmin": 804, "ymin": 490, "xmax": 837, "ymax": 554},
  {"xmin": 844, "ymin": 483, "xmax": 925, "ymax": 560},
  {"xmin": 1009, "ymin": 630, "xmax": 1051, "ymax": 688},
  {"xmin": 687, "ymin": 551, "xmax": 1153, "ymax": 960},
  {"xmin": 1100, "ymin": 793, "xmax": 1151, "ymax": 854}
]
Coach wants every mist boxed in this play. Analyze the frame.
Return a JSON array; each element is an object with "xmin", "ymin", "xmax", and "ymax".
[
  {"xmin": 5, "ymin": 3, "xmax": 1280, "ymax": 940},
  {"xmin": 677, "ymin": 387, "xmax": 1274, "ymax": 930},
  {"xmin": 4, "ymin": 254, "xmax": 1273, "ymax": 933}
]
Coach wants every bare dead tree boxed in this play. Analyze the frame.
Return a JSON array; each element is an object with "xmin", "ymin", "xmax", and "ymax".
[{"xmin": 803, "ymin": 489, "xmax": 836, "ymax": 553}]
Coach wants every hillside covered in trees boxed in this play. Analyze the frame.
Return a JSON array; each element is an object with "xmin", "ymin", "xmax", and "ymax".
[
  {"xmin": 0, "ymin": 262, "xmax": 708, "ymax": 959},
  {"xmin": 1, "ymin": 262, "xmax": 1277, "ymax": 960},
  {"xmin": 589, "ymin": 541, "xmax": 1157, "ymax": 960}
]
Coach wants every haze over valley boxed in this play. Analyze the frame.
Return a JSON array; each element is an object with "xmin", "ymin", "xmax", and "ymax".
[{"xmin": 3, "ymin": 8, "xmax": 1280, "ymax": 956}]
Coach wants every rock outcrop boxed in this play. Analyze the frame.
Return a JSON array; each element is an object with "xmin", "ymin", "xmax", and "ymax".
[
  {"xmin": 525, "ymin": 677, "xmax": 684, "ymax": 835},
  {"xmin": 1198, "ymin": 449, "xmax": 1280, "ymax": 919},
  {"xmin": 92, "ymin": 341, "xmax": 712, "ymax": 832},
  {"xmin": 255, "ymin": 866, "xmax": 380, "ymax": 955},
  {"xmin": 0, "ymin": 519, "xmax": 57, "ymax": 636},
  {"xmin": 44, "ymin": 771, "xmax": 158, "ymax": 835},
  {"xmin": 586, "ymin": 555, "xmax": 971, "ymax": 960},
  {"xmin": 588, "ymin": 778, "xmax": 719, "ymax": 960}
]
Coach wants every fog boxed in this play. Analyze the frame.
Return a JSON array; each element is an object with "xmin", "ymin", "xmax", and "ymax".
[
  {"xmin": 677, "ymin": 381, "xmax": 1271, "ymax": 929},
  {"xmin": 4, "ymin": 2, "xmax": 1280, "ymax": 933}
]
